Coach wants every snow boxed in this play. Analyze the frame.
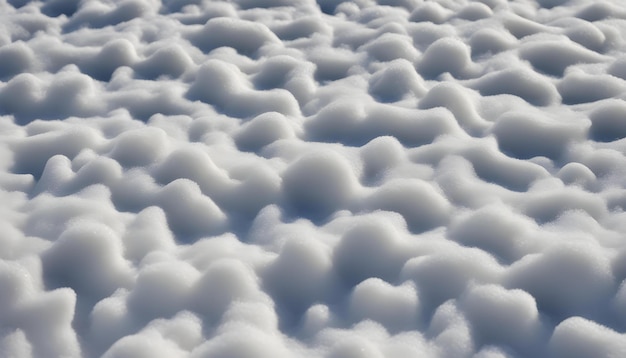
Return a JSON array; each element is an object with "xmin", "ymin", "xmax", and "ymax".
[{"xmin": 1, "ymin": 0, "xmax": 626, "ymax": 357}]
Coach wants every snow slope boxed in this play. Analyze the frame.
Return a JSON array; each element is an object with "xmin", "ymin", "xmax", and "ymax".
[{"xmin": 1, "ymin": 0, "xmax": 626, "ymax": 357}]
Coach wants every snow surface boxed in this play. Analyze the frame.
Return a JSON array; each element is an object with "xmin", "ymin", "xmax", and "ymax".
[{"xmin": 1, "ymin": 0, "xmax": 626, "ymax": 357}]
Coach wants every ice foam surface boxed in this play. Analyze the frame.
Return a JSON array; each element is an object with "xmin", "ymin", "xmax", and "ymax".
[{"xmin": 2, "ymin": 0, "xmax": 626, "ymax": 357}]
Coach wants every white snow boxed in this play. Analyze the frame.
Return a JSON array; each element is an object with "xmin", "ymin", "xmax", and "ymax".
[{"xmin": 1, "ymin": 0, "xmax": 626, "ymax": 357}]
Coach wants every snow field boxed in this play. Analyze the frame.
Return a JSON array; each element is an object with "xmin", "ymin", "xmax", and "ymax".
[{"xmin": 1, "ymin": 0, "xmax": 626, "ymax": 357}]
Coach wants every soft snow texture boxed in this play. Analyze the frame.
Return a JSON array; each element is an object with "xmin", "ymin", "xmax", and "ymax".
[{"xmin": 1, "ymin": 0, "xmax": 626, "ymax": 357}]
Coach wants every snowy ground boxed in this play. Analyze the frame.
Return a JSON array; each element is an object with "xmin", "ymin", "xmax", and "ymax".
[{"xmin": 2, "ymin": 0, "xmax": 626, "ymax": 357}]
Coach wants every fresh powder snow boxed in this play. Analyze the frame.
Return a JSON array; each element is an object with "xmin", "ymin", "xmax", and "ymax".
[{"xmin": 1, "ymin": 0, "xmax": 626, "ymax": 357}]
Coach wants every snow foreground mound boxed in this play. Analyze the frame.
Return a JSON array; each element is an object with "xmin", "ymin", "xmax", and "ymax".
[{"xmin": 2, "ymin": 0, "xmax": 626, "ymax": 357}]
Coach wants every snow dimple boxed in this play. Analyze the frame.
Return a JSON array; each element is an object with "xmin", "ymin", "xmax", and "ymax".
[
  {"xmin": 1, "ymin": 0, "xmax": 626, "ymax": 357},
  {"xmin": 588, "ymin": 100, "xmax": 626, "ymax": 142}
]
